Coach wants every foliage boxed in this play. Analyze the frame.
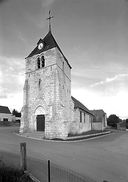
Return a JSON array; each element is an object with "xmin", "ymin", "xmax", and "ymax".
[
  {"xmin": 107, "ymin": 114, "xmax": 120, "ymax": 128},
  {"xmin": 126, "ymin": 119, "xmax": 128, "ymax": 129},
  {"xmin": 0, "ymin": 165, "xmax": 33, "ymax": 182},
  {"xmin": 12, "ymin": 109, "xmax": 21, "ymax": 117}
]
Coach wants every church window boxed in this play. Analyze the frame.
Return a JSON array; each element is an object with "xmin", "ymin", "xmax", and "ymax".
[
  {"xmin": 37, "ymin": 57, "xmax": 40, "ymax": 69},
  {"xmin": 80, "ymin": 111, "xmax": 82, "ymax": 123},
  {"xmin": 39, "ymin": 79, "xmax": 41, "ymax": 89},
  {"xmin": 63, "ymin": 62, "xmax": 64, "ymax": 72},
  {"xmin": 41, "ymin": 56, "xmax": 45, "ymax": 67},
  {"xmin": 84, "ymin": 113, "xmax": 86, "ymax": 123}
]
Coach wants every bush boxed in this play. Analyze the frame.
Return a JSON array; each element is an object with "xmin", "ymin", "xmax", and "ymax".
[
  {"xmin": 0, "ymin": 163, "xmax": 33, "ymax": 182},
  {"xmin": 107, "ymin": 114, "xmax": 120, "ymax": 128},
  {"xmin": 126, "ymin": 119, "xmax": 128, "ymax": 129}
]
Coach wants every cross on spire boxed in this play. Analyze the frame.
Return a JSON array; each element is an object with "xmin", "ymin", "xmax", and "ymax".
[{"xmin": 46, "ymin": 10, "xmax": 54, "ymax": 32}]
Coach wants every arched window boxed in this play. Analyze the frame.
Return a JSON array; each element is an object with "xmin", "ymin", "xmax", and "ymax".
[
  {"xmin": 80, "ymin": 111, "xmax": 82, "ymax": 123},
  {"xmin": 41, "ymin": 56, "xmax": 45, "ymax": 68},
  {"xmin": 39, "ymin": 79, "xmax": 41, "ymax": 89},
  {"xmin": 37, "ymin": 57, "xmax": 40, "ymax": 69}
]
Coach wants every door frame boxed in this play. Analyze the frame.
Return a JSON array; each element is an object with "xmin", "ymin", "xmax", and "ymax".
[{"xmin": 36, "ymin": 114, "xmax": 45, "ymax": 131}]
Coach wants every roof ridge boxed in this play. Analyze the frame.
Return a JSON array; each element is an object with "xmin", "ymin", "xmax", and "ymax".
[
  {"xmin": 71, "ymin": 96, "xmax": 94, "ymax": 116},
  {"xmin": 49, "ymin": 32, "xmax": 72, "ymax": 68}
]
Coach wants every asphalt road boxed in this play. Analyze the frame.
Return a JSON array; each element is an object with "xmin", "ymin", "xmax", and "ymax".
[{"xmin": 0, "ymin": 127, "xmax": 128, "ymax": 182}]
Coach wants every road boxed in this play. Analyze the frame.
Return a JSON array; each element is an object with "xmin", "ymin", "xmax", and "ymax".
[{"xmin": 0, "ymin": 127, "xmax": 128, "ymax": 182}]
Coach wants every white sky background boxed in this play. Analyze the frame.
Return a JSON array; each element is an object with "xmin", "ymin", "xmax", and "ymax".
[{"xmin": 0, "ymin": 0, "xmax": 128, "ymax": 119}]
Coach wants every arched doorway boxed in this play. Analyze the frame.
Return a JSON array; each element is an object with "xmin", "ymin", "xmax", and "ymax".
[{"xmin": 35, "ymin": 106, "xmax": 45, "ymax": 132}]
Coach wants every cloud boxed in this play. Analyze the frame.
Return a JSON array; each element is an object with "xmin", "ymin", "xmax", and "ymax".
[
  {"xmin": 0, "ymin": 55, "xmax": 25, "ymax": 110},
  {"xmin": 91, "ymin": 74, "xmax": 128, "ymax": 87},
  {"xmin": 72, "ymin": 87, "xmax": 128, "ymax": 119},
  {"xmin": 0, "ymin": 92, "xmax": 23, "ymax": 112},
  {"xmin": 0, "ymin": 56, "xmax": 25, "ymax": 98},
  {"xmin": 41, "ymin": 0, "xmax": 55, "ymax": 8},
  {"xmin": 18, "ymin": 31, "xmax": 28, "ymax": 46},
  {"xmin": 0, "ymin": 94, "xmax": 7, "ymax": 99}
]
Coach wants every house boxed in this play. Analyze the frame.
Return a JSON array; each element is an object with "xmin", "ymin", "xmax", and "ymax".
[
  {"xmin": 91, "ymin": 109, "xmax": 107, "ymax": 131},
  {"xmin": 0, "ymin": 106, "xmax": 13, "ymax": 122}
]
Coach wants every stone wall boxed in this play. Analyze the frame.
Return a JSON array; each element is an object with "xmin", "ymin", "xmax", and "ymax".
[
  {"xmin": 69, "ymin": 108, "xmax": 92, "ymax": 134},
  {"xmin": 0, "ymin": 113, "xmax": 13, "ymax": 122},
  {"xmin": 92, "ymin": 122, "xmax": 103, "ymax": 131},
  {"xmin": 92, "ymin": 114, "xmax": 107, "ymax": 131},
  {"xmin": 20, "ymin": 47, "xmax": 73, "ymax": 139},
  {"xmin": 92, "ymin": 113, "xmax": 107, "ymax": 131}
]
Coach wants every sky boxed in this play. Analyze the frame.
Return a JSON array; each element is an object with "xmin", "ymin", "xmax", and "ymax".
[{"xmin": 0, "ymin": 0, "xmax": 128, "ymax": 119}]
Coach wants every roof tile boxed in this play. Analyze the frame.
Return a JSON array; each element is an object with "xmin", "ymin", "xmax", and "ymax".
[
  {"xmin": 0, "ymin": 106, "xmax": 11, "ymax": 114},
  {"xmin": 71, "ymin": 96, "xmax": 94, "ymax": 116}
]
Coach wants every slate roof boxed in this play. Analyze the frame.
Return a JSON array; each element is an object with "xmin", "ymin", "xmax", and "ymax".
[
  {"xmin": 91, "ymin": 110, "xmax": 106, "ymax": 117},
  {"xmin": 27, "ymin": 31, "xmax": 72, "ymax": 69},
  {"xmin": 0, "ymin": 106, "xmax": 11, "ymax": 114},
  {"xmin": 71, "ymin": 96, "xmax": 94, "ymax": 116}
]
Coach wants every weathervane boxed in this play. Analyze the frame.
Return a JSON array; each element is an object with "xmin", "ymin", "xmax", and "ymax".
[{"xmin": 46, "ymin": 10, "xmax": 54, "ymax": 32}]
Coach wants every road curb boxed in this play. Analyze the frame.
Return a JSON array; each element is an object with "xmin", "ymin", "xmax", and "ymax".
[
  {"xmin": 66, "ymin": 131, "xmax": 111, "ymax": 141},
  {"xmin": 25, "ymin": 171, "xmax": 40, "ymax": 182},
  {"xmin": 15, "ymin": 131, "xmax": 111, "ymax": 143}
]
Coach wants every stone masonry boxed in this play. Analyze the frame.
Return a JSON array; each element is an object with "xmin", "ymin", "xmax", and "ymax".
[
  {"xmin": 20, "ymin": 30, "xmax": 96, "ymax": 139},
  {"xmin": 20, "ymin": 31, "xmax": 74, "ymax": 139}
]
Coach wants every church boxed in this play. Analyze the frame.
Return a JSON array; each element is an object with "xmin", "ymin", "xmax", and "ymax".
[{"xmin": 20, "ymin": 14, "xmax": 105, "ymax": 139}]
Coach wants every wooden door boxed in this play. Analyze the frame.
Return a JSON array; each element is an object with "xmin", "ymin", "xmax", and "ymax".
[{"xmin": 36, "ymin": 115, "xmax": 45, "ymax": 131}]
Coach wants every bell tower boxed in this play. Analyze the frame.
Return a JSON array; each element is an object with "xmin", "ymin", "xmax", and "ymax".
[{"xmin": 20, "ymin": 16, "xmax": 73, "ymax": 139}]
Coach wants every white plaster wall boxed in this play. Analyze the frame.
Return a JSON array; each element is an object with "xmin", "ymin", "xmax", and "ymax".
[
  {"xmin": 92, "ymin": 114, "xmax": 107, "ymax": 131},
  {"xmin": 0, "ymin": 113, "xmax": 13, "ymax": 122},
  {"xmin": 69, "ymin": 108, "xmax": 92, "ymax": 134},
  {"xmin": 104, "ymin": 114, "xmax": 108, "ymax": 127},
  {"xmin": 92, "ymin": 122, "xmax": 103, "ymax": 131}
]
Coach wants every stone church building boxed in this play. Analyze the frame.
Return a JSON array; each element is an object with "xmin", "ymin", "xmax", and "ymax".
[{"xmin": 20, "ymin": 29, "xmax": 96, "ymax": 139}]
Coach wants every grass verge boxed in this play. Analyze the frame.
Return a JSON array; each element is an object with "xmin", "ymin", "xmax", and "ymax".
[
  {"xmin": 0, "ymin": 162, "xmax": 34, "ymax": 182},
  {"xmin": 68, "ymin": 129, "xmax": 108, "ymax": 137}
]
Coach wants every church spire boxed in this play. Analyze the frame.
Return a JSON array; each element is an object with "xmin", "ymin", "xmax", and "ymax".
[{"xmin": 46, "ymin": 10, "xmax": 54, "ymax": 32}]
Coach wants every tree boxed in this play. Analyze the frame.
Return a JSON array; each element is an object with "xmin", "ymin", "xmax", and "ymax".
[
  {"xmin": 107, "ymin": 114, "xmax": 120, "ymax": 128},
  {"xmin": 126, "ymin": 119, "xmax": 128, "ymax": 129},
  {"xmin": 12, "ymin": 109, "xmax": 21, "ymax": 117}
]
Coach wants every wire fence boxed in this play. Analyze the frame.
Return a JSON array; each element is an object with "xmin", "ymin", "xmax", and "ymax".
[
  {"xmin": 27, "ymin": 154, "xmax": 97, "ymax": 182},
  {"xmin": 50, "ymin": 160, "xmax": 94, "ymax": 182},
  {"xmin": 0, "ymin": 142, "xmax": 108, "ymax": 182},
  {"xmin": 19, "ymin": 142, "xmax": 109, "ymax": 182}
]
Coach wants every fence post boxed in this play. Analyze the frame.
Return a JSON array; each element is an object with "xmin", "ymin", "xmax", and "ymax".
[
  {"xmin": 20, "ymin": 142, "xmax": 27, "ymax": 171},
  {"xmin": 48, "ymin": 160, "xmax": 51, "ymax": 182}
]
